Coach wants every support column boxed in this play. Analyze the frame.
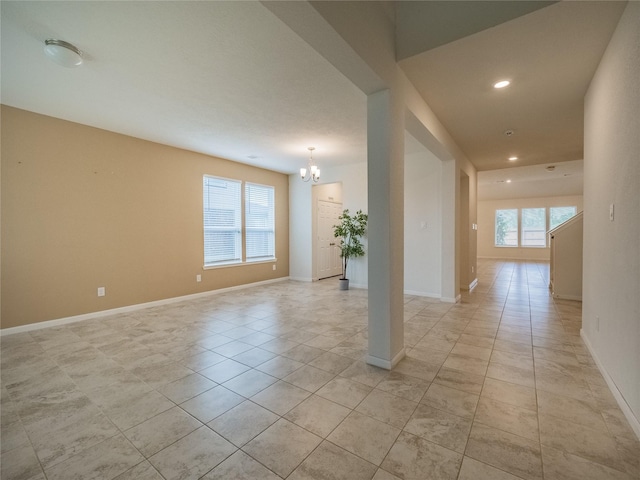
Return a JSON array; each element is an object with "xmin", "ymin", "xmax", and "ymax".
[{"xmin": 366, "ymin": 89, "xmax": 405, "ymax": 369}]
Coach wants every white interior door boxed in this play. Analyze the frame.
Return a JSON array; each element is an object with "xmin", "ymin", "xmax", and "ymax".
[{"xmin": 318, "ymin": 200, "xmax": 343, "ymax": 279}]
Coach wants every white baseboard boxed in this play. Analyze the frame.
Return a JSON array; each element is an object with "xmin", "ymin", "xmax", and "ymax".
[
  {"xmin": 461, "ymin": 278, "xmax": 478, "ymax": 291},
  {"xmin": 366, "ymin": 348, "xmax": 406, "ymax": 370},
  {"xmin": 552, "ymin": 293, "xmax": 583, "ymax": 302},
  {"xmin": 581, "ymin": 329, "xmax": 640, "ymax": 440},
  {"xmin": 289, "ymin": 276, "xmax": 313, "ymax": 282},
  {"xmin": 1, "ymin": 277, "xmax": 290, "ymax": 336},
  {"xmin": 403, "ymin": 289, "xmax": 441, "ymax": 299},
  {"xmin": 441, "ymin": 294, "xmax": 461, "ymax": 304}
]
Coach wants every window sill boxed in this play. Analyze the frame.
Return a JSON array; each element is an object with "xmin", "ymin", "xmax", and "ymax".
[{"xmin": 204, "ymin": 258, "xmax": 277, "ymax": 270}]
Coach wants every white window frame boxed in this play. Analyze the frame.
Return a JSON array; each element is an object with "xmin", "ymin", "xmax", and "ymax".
[
  {"xmin": 495, "ymin": 209, "xmax": 518, "ymax": 247},
  {"xmin": 203, "ymin": 175, "xmax": 242, "ymax": 267},
  {"xmin": 521, "ymin": 207, "xmax": 547, "ymax": 248}
]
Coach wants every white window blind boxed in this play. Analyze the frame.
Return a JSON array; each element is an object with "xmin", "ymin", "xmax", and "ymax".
[
  {"xmin": 245, "ymin": 183, "xmax": 275, "ymax": 261},
  {"xmin": 203, "ymin": 176, "xmax": 242, "ymax": 266}
]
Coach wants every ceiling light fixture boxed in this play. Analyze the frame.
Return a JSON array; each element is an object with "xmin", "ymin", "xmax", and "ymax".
[
  {"xmin": 506, "ymin": 179, "xmax": 512, "ymax": 183},
  {"xmin": 300, "ymin": 147, "xmax": 320, "ymax": 183},
  {"xmin": 44, "ymin": 39, "xmax": 83, "ymax": 67},
  {"xmin": 493, "ymin": 80, "xmax": 510, "ymax": 89},
  {"xmin": 508, "ymin": 156, "xmax": 518, "ymax": 161}
]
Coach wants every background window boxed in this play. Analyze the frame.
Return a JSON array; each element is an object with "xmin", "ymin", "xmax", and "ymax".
[
  {"xmin": 550, "ymin": 206, "xmax": 577, "ymax": 229},
  {"xmin": 203, "ymin": 176, "xmax": 241, "ymax": 265},
  {"xmin": 245, "ymin": 183, "xmax": 275, "ymax": 261},
  {"xmin": 495, "ymin": 209, "xmax": 518, "ymax": 246},
  {"xmin": 521, "ymin": 208, "xmax": 546, "ymax": 247}
]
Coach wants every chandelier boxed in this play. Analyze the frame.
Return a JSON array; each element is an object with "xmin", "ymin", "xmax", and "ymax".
[{"xmin": 300, "ymin": 147, "xmax": 320, "ymax": 182}]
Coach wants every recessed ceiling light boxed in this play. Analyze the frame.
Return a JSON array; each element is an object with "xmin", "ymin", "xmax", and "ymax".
[
  {"xmin": 494, "ymin": 80, "xmax": 510, "ymax": 89},
  {"xmin": 508, "ymin": 156, "xmax": 518, "ymax": 161},
  {"xmin": 506, "ymin": 179, "xmax": 512, "ymax": 183}
]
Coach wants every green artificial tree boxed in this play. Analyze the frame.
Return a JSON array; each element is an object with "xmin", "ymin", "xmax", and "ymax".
[{"xmin": 333, "ymin": 209, "xmax": 368, "ymax": 281}]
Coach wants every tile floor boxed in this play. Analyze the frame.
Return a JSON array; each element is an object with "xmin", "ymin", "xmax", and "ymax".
[{"xmin": 1, "ymin": 260, "xmax": 638, "ymax": 480}]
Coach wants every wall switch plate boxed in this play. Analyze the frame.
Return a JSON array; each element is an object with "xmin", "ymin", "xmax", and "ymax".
[
  {"xmin": 97, "ymin": 287, "xmax": 105, "ymax": 297},
  {"xmin": 196, "ymin": 274, "xmax": 201, "ymax": 282},
  {"xmin": 272, "ymin": 264, "xmax": 276, "ymax": 271}
]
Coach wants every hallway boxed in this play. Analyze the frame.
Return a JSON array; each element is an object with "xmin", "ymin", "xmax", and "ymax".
[{"xmin": 1, "ymin": 261, "xmax": 637, "ymax": 479}]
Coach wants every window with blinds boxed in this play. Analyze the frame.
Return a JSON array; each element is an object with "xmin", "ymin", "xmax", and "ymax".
[
  {"xmin": 245, "ymin": 183, "xmax": 275, "ymax": 261},
  {"xmin": 203, "ymin": 176, "xmax": 242, "ymax": 266}
]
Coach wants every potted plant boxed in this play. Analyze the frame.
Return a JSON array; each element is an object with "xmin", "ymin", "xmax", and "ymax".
[{"xmin": 333, "ymin": 209, "xmax": 368, "ymax": 290}]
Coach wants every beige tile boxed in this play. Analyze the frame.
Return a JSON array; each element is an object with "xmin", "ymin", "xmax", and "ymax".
[
  {"xmin": 149, "ymin": 426, "xmax": 236, "ymax": 479},
  {"xmin": 327, "ymin": 411, "xmax": 401, "ymax": 466},
  {"xmin": 541, "ymin": 445, "xmax": 632, "ymax": 480},
  {"xmin": 538, "ymin": 414, "xmax": 622, "ymax": 470},
  {"xmin": 202, "ymin": 450, "xmax": 281, "ymax": 480},
  {"xmin": 404, "ymin": 403, "xmax": 472, "ymax": 453},
  {"xmin": 375, "ymin": 371, "xmax": 430, "ymax": 402},
  {"xmin": 157, "ymin": 372, "xmax": 216, "ymax": 404},
  {"xmin": 308, "ymin": 351, "xmax": 355, "ymax": 375},
  {"xmin": 481, "ymin": 377, "xmax": 537, "ymax": 411},
  {"xmin": 458, "ymin": 456, "xmax": 524, "ymax": 480},
  {"xmin": 381, "ymin": 431, "xmax": 462, "ymax": 480},
  {"xmin": 491, "ymin": 350, "xmax": 534, "ymax": 370},
  {"xmin": 198, "ymin": 359, "xmax": 250, "ymax": 383},
  {"xmin": 433, "ymin": 367, "xmax": 484, "ymax": 395},
  {"xmin": 289, "ymin": 440, "xmax": 378, "ymax": 480},
  {"xmin": 230, "ymin": 347, "xmax": 277, "ymax": 367},
  {"xmin": 450, "ymin": 343, "xmax": 492, "ymax": 361},
  {"xmin": 123, "ymin": 406, "xmax": 201, "ymax": 457},
  {"xmin": 243, "ymin": 418, "xmax": 322, "ymax": 477},
  {"xmin": 393, "ymin": 357, "xmax": 440, "ymax": 382},
  {"xmin": 456, "ymin": 334, "xmax": 495, "ymax": 349},
  {"xmin": 493, "ymin": 339, "xmax": 533, "ymax": 356},
  {"xmin": 113, "ymin": 461, "xmax": 164, "ymax": 480},
  {"xmin": 486, "ymin": 362, "xmax": 535, "ymax": 388},
  {"xmin": 372, "ymin": 468, "xmax": 402, "ymax": 479},
  {"xmin": 208, "ymin": 400, "xmax": 278, "ymax": 446},
  {"xmin": 442, "ymin": 353, "xmax": 488, "ymax": 376},
  {"xmin": 179, "ymin": 385, "xmax": 244, "ymax": 423},
  {"xmin": 251, "ymin": 380, "xmax": 311, "ymax": 415},
  {"xmin": 256, "ymin": 355, "xmax": 305, "ymax": 378},
  {"xmin": 45, "ymin": 434, "xmax": 143, "ymax": 480},
  {"xmin": 421, "ymin": 383, "xmax": 479, "ymax": 419},
  {"xmin": 285, "ymin": 394, "xmax": 351, "ymax": 437},
  {"xmin": 0, "ymin": 443, "xmax": 43, "ymax": 480},
  {"xmin": 316, "ymin": 377, "xmax": 372, "ymax": 409},
  {"xmin": 284, "ymin": 344, "xmax": 325, "ymax": 363},
  {"xmin": 355, "ymin": 389, "xmax": 418, "ymax": 429},
  {"xmin": 475, "ymin": 396, "xmax": 538, "ymax": 441},
  {"xmin": 466, "ymin": 423, "xmax": 542, "ymax": 480},
  {"xmin": 222, "ymin": 369, "xmax": 277, "ymax": 397},
  {"xmin": 537, "ymin": 390, "xmax": 607, "ymax": 432},
  {"xmin": 340, "ymin": 361, "xmax": 390, "ymax": 387},
  {"xmin": 284, "ymin": 364, "xmax": 335, "ymax": 392}
]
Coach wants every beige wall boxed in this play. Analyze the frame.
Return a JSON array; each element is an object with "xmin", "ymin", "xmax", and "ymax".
[
  {"xmin": 478, "ymin": 195, "xmax": 583, "ymax": 260},
  {"xmin": 583, "ymin": 1, "xmax": 640, "ymax": 433},
  {"xmin": 1, "ymin": 106, "xmax": 289, "ymax": 329}
]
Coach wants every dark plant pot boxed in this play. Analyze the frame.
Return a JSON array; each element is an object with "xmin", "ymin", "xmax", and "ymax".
[{"xmin": 339, "ymin": 278, "xmax": 350, "ymax": 290}]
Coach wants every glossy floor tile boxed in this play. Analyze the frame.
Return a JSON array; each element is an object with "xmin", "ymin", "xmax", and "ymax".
[{"xmin": 1, "ymin": 260, "xmax": 637, "ymax": 479}]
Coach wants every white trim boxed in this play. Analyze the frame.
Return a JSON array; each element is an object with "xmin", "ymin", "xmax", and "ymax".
[
  {"xmin": 403, "ymin": 289, "xmax": 441, "ymax": 299},
  {"xmin": 581, "ymin": 329, "xmax": 640, "ymax": 440},
  {"xmin": 468, "ymin": 278, "xmax": 478, "ymax": 291},
  {"xmin": 1, "ymin": 277, "xmax": 289, "ymax": 336},
  {"xmin": 441, "ymin": 294, "xmax": 461, "ymax": 304},
  {"xmin": 552, "ymin": 293, "xmax": 582, "ymax": 302},
  {"xmin": 366, "ymin": 348, "xmax": 406, "ymax": 370},
  {"xmin": 478, "ymin": 255, "xmax": 548, "ymax": 261},
  {"xmin": 289, "ymin": 276, "xmax": 313, "ymax": 282}
]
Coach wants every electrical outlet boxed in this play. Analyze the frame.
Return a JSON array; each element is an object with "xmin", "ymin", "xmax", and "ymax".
[
  {"xmin": 97, "ymin": 287, "xmax": 105, "ymax": 297},
  {"xmin": 196, "ymin": 274, "xmax": 202, "ymax": 282},
  {"xmin": 272, "ymin": 264, "xmax": 276, "ymax": 271},
  {"xmin": 471, "ymin": 266, "xmax": 475, "ymax": 273}
]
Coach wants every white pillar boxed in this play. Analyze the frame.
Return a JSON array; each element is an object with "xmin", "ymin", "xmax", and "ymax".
[{"xmin": 366, "ymin": 89, "xmax": 405, "ymax": 369}]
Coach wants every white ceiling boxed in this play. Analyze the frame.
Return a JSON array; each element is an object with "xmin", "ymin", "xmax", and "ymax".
[
  {"xmin": 0, "ymin": 1, "xmax": 626, "ymax": 198},
  {"xmin": 0, "ymin": 1, "xmax": 367, "ymax": 173}
]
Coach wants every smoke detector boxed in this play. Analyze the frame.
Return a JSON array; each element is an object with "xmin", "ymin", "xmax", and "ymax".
[{"xmin": 504, "ymin": 129, "xmax": 515, "ymax": 137}]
